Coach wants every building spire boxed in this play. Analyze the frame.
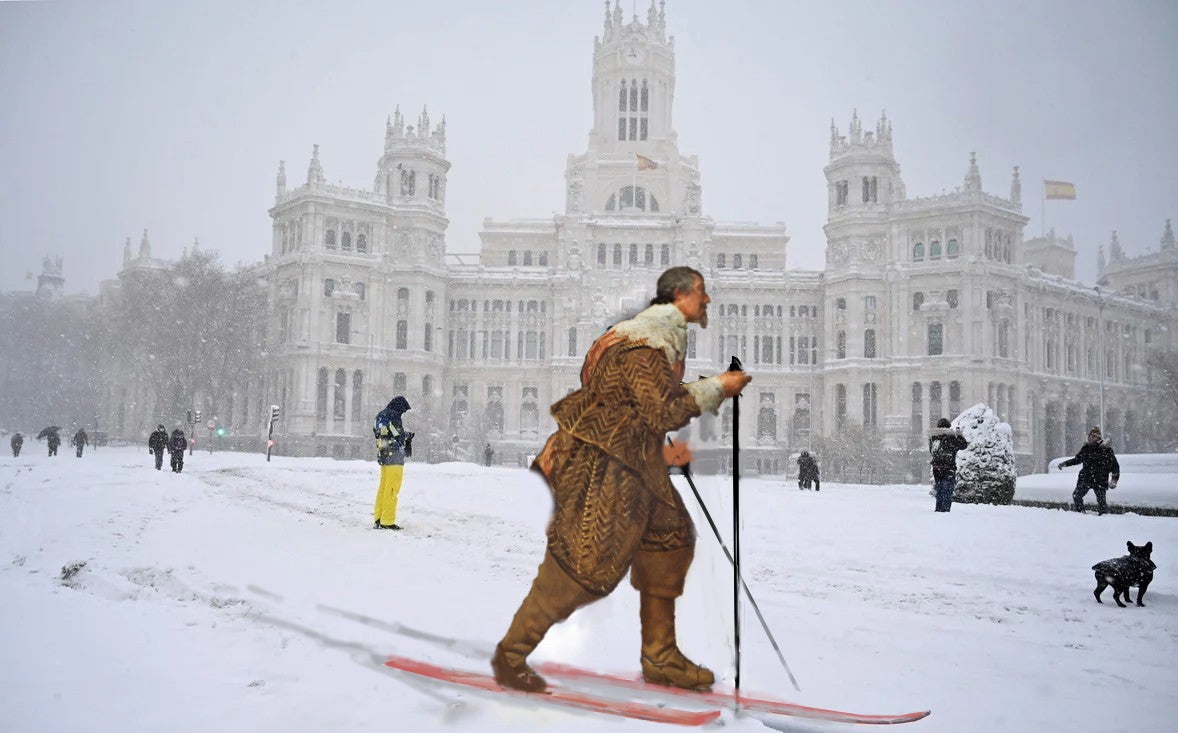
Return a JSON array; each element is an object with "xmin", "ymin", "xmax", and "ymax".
[
  {"xmin": 123, "ymin": 236, "xmax": 132, "ymax": 266},
  {"xmin": 1010, "ymin": 165, "xmax": 1021, "ymax": 204},
  {"xmin": 963, "ymin": 151, "xmax": 982, "ymax": 192},
  {"xmin": 1161, "ymin": 218, "xmax": 1175, "ymax": 250},
  {"xmin": 1109, "ymin": 230, "xmax": 1123, "ymax": 261},
  {"xmin": 1097, "ymin": 244, "xmax": 1106, "ymax": 273},
  {"xmin": 276, "ymin": 160, "xmax": 286, "ymax": 196},
  {"xmin": 307, "ymin": 144, "xmax": 324, "ymax": 185},
  {"xmin": 139, "ymin": 229, "xmax": 151, "ymax": 259}
]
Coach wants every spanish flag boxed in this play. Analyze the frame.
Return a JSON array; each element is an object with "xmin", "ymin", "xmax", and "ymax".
[
  {"xmin": 1044, "ymin": 180, "xmax": 1077, "ymax": 200},
  {"xmin": 636, "ymin": 154, "xmax": 659, "ymax": 170}
]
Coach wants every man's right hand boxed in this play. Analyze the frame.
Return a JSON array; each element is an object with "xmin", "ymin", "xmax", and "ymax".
[{"xmin": 718, "ymin": 370, "xmax": 752, "ymax": 398}]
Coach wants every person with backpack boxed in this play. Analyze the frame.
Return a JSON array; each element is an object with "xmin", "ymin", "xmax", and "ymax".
[
  {"xmin": 929, "ymin": 418, "xmax": 968, "ymax": 512},
  {"xmin": 148, "ymin": 425, "xmax": 168, "ymax": 470},
  {"xmin": 372, "ymin": 396, "xmax": 414, "ymax": 530},
  {"xmin": 169, "ymin": 428, "xmax": 188, "ymax": 473}
]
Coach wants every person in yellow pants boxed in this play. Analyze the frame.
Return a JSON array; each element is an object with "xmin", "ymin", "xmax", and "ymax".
[{"xmin": 372, "ymin": 396, "xmax": 413, "ymax": 530}]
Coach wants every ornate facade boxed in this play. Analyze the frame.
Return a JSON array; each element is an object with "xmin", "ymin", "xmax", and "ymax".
[{"xmin": 104, "ymin": 2, "xmax": 1177, "ymax": 476}]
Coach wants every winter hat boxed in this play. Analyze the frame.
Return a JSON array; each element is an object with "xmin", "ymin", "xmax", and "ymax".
[
  {"xmin": 1088, "ymin": 426, "xmax": 1102, "ymax": 438},
  {"xmin": 937, "ymin": 418, "xmax": 952, "ymax": 428}
]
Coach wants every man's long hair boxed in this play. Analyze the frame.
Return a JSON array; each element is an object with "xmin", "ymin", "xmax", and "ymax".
[{"xmin": 649, "ymin": 266, "xmax": 703, "ymax": 305}]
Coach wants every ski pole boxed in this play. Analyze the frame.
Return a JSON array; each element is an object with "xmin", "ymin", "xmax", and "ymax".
[
  {"xmin": 729, "ymin": 355, "xmax": 742, "ymax": 695},
  {"xmin": 669, "ymin": 461, "xmax": 801, "ymax": 687}
]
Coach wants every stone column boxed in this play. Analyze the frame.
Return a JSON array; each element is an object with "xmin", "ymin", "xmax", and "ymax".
[{"xmin": 344, "ymin": 369, "xmax": 354, "ymax": 436}]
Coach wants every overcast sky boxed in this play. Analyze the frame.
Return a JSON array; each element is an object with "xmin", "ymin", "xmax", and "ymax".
[{"xmin": 2, "ymin": 0, "xmax": 1176, "ymax": 296}]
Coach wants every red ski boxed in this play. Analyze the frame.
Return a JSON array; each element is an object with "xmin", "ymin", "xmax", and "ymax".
[
  {"xmin": 535, "ymin": 662, "xmax": 930, "ymax": 725},
  {"xmin": 384, "ymin": 656, "xmax": 721, "ymax": 727}
]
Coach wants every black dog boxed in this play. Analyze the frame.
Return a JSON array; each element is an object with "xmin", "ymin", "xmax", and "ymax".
[{"xmin": 1092, "ymin": 541, "xmax": 1155, "ymax": 607}]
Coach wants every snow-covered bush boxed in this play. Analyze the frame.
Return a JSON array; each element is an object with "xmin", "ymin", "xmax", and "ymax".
[{"xmin": 953, "ymin": 403, "xmax": 1016, "ymax": 505}]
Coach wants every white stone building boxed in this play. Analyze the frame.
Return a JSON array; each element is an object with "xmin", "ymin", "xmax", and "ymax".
[{"xmin": 104, "ymin": 2, "xmax": 1177, "ymax": 475}]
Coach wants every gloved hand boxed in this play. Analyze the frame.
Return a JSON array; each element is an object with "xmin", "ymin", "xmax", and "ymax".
[{"xmin": 1109, "ymin": 477, "xmax": 1118, "ymax": 489}]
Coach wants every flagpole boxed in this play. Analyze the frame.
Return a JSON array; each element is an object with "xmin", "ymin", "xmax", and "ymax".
[{"xmin": 1041, "ymin": 180, "xmax": 1045, "ymax": 236}]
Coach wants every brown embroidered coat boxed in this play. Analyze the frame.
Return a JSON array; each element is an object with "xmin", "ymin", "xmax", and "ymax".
[{"xmin": 534, "ymin": 322, "xmax": 717, "ymax": 595}]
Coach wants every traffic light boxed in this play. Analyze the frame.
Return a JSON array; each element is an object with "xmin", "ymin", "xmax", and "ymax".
[
  {"xmin": 216, "ymin": 427, "xmax": 225, "ymax": 436},
  {"xmin": 194, "ymin": 410, "xmax": 202, "ymax": 423},
  {"xmin": 187, "ymin": 410, "xmax": 193, "ymax": 424},
  {"xmin": 270, "ymin": 405, "xmax": 281, "ymax": 422}
]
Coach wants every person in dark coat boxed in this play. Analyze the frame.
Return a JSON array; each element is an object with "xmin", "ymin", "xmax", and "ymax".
[
  {"xmin": 46, "ymin": 430, "xmax": 60, "ymax": 457},
  {"xmin": 169, "ymin": 429, "xmax": 188, "ymax": 473},
  {"xmin": 929, "ymin": 418, "xmax": 968, "ymax": 512},
  {"xmin": 72, "ymin": 428, "xmax": 89, "ymax": 458},
  {"xmin": 484, "ymin": 443, "xmax": 494, "ymax": 467},
  {"xmin": 796, "ymin": 450, "xmax": 820, "ymax": 491},
  {"xmin": 148, "ymin": 425, "xmax": 168, "ymax": 470},
  {"xmin": 10, "ymin": 432, "xmax": 23, "ymax": 457},
  {"xmin": 1058, "ymin": 426, "xmax": 1120, "ymax": 515}
]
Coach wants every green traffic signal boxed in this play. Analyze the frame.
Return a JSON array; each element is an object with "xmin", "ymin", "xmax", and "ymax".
[{"xmin": 216, "ymin": 428, "xmax": 225, "ymax": 436}]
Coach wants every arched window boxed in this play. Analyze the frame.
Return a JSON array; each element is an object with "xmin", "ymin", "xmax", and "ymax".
[
  {"xmin": 864, "ymin": 329, "xmax": 877, "ymax": 358},
  {"xmin": 717, "ymin": 253, "xmax": 726, "ymax": 268},
  {"xmin": 645, "ymin": 244, "xmax": 654, "ymax": 265},
  {"xmin": 930, "ymin": 240, "xmax": 941, "ymax": 258},
  {"xmin": 758, "ymin": 405, "xmax": 777, "ymax": 440},
  {"xmin": 316, "ymin": 368, "xmax": 328, "ymax": 421},
  {"xmin": 749, "ymin": 254, "xmax": 758, "ymax": 269},
  {"xmin": 325, "ymin": 230, "xmax": 336, "ymax": 248},
  {"xmin": 356, "ymin": 233, "xmax": 367, "ymax": 253},
  {"xmin": 352, "ymin": 371, "xmax": 363, "ymax": 424},
  {"xmin": 946, "ymin": 238, "xmax": 959, "ymax": 258},
  {"xmin": 613, "ymin": 243, "xmax": 622, "ymax": 265},
  {"xmin": 333, "ymin": 368, "xmax": 346, "ymax": 419},
  {"xmin": 913, "ymin": 242, "xmax": 924, "ymax": 260},
  {"xmin": 836, "ymin": 330, "xmax": 846, "ymax": 359},
  {"xmin": 523, "ymin": 250, "xmax": 533, "ymax": 266},
  {"xmin": 323, "ymin": 278, "xmax": 335, "ymax": 297},
  {"xmin": 661, "ymin": 244, "xmax": 670, "ymax": 266},
  {"xmin": 597, "ymin": 243, "xmax": 606, "ymax": 265},
  {"xmin": 396, "ymin": 320, "xmax": 407, "ymax": 349},
  {"xmin": 341, "ymin": 231, "xmax": 352, "ymax": 251},
  {"xmin": 539, "ymin": 251, "xmax": 548, "ymax": 266},
  {"xmin": 734, "ymin": 254, "xmax": 743, "ymax": 269},
  {"xmin": 605, "ymin": 186, "xmax": 658, "ymax": 212},
  {"xmin": 508, "ymin": 250, "xmax": 517, "ymax": 266},
  {"xmin": 629, "ymin": 243, "xmax": 638, "ymax": 264},
  {"xmin": 836, "ymin": 297, "xmax": 846, "ymax": 310},
  {"xmin": 424, "ymin": 323, "xmax": 432, "ymax": 352}
]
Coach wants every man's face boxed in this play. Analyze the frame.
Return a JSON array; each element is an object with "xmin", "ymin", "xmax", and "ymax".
[
  {"xmin": 674, "ymin": 276, "xmax": 711, "ymax": 327},
  {"xmin": 1087, "ymin": 432, "xmax": 1100, "ymax": 444}
]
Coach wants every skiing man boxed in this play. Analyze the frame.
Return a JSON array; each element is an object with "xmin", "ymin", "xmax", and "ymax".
[
  {"xmin": 148, "ymin": 424, "xmax": 168, "ymax": 470},
  {"xmin": 372, "ymin": 396, "xmax": 414, "ymax": 530},
  {"xmin": 10, "ymin": 432, "xmax": 23, "ymax": 457},
  {"xmin": 491, "ymin": 266, "xmax": 751, "ymax": 693},
  {"xmin": 72, "ymin": 428, "xmax": 89, "ymax": 458}
]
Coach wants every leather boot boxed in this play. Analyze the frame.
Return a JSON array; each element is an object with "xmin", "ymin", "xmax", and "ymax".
[
  {"xmin": 631, "ymin": 547, "xmax": 714, "ymax": 690},
  {"xmin": 492, "ymin": 552, "xmax": 595, "ymax": 693}
]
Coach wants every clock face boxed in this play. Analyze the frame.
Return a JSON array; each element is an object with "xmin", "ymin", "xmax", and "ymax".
[{"xmin": 625, "ymin": 48, "xmax": 644, "ymax": 65}]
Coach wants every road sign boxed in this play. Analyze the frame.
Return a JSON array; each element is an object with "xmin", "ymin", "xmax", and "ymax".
[{"xmin": 207, "ymin": 420, "xmax": 216, "ymax": 430}]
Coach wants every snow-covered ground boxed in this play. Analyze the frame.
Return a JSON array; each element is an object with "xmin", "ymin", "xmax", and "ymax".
[{"xmin": 3, "ymin": 446, "xmax": 1177, "ymax": 732}]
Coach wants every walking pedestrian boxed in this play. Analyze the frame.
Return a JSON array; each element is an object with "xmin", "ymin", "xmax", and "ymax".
[
  {"xmin": 169, "ymin": 428, "xmax": 188, "ymax": 473},
  {"xmin": 148, "ymin": 425, "xmax": 168, "ymax": 470},
  {"xmin": 72, "ymin": 428, "xmax": 89, "ymax": 458},
  {"xmin": 10, "ymin": 432, "xmax": 23, "ymax": 457}
]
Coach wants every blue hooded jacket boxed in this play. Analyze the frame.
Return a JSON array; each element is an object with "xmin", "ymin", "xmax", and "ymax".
[{"xmin": 374, "ymin": 396, "xmax": 413, "ymax": 465}]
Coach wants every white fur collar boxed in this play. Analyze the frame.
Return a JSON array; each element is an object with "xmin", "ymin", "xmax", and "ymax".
[{"xmin": 610, "ymin": 303, "xmax": 687, "ymax": 365}]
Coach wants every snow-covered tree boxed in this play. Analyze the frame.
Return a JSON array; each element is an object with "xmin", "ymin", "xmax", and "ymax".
[{"xmin": 953, "ymin": 403, "xmax": 1016, "ymax": 505}]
